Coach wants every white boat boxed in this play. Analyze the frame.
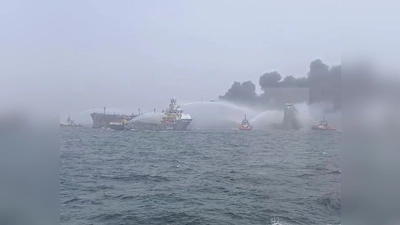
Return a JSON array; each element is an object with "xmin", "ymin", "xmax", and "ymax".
[{"xmin": 60, "ymin": 115, "xmax": 82, "ymax": 127}]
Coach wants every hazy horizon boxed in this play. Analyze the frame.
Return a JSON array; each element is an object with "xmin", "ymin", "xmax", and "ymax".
[{"xmin": 5, "ymin": 0, "xmax": 379, "ymax": 116}]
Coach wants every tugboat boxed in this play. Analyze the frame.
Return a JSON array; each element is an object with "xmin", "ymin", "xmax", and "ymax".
[
  {"xmin": 311, "ymin": 116, "xmax": 336, "ymax": 131},
  {"xmin": 60, "ymin": 115, "xmax": 83, "ymax": 127},
  {"xmin": 109, "ymin": 119, "xmax": 131, "ymax": 131},
  {"xmin": 130, "ymin": 98, "xmax": 192, "ymax": 131},
  {"xmin": 239, "ymin": 114, "xmax": 253, "ymax": 130}
]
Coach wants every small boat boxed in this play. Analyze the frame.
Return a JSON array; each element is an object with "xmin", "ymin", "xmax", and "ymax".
[
  {"xmin": 239, "ymin": 114, "xmax": 253, "ymax": 130},
  {"xmin": 109, "ymin": 119, "xmax": 131, "ymax": 130},
  {"xmin": 311, "ymin": 116, "xmax": 336, "ymax": 131},
  {"xmin": 60, "ymin": 115, "xmax": 83, "ymax": 127}
]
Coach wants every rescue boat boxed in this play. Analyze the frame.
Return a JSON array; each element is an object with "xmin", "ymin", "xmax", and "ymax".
[
  {"xmin": 60, "ymin": 115, "xmax": 83, "ymax": 127},
  {"xmin": 311, "ymin": 116, "xmax": 336, "ymax": 131},
  {"xmin": 239, "ymin": 114, "xmax": 253, "ymax": 130}
]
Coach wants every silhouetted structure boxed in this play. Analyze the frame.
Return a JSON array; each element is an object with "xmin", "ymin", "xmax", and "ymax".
[
  {"xmin": 280, "ymin": 103, "xmax": 301, "ymax": 130},
  {"xmin": 91, "ymin": 107, "xmax": 138, "ymax": 128}
]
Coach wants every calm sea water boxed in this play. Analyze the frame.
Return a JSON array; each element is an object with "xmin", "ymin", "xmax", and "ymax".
[{"xmin": 60, "ymin": 128, "xmax": 340, "ymax": 225}]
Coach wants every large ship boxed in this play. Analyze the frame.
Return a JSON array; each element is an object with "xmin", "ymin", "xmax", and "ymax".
[
  {"xmin": 130, "ymin": 98, "xmax": 192, "ymax": 131},
  {"xmin": 273, "ymin": 103, "xmax": 302, "ymax": 130},
  {"xmin": 90, "ymin": 107, "xmax": 137, "ymax": 128}
]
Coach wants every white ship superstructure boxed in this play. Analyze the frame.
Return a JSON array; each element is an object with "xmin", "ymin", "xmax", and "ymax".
[{"xmin": 131, "ymin": 98, "xmax": 192, "ymax": 131}]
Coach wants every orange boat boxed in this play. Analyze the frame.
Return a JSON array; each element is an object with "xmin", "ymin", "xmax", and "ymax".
[
  {"xmin": 239, "ymin": 114, "xmax": 253, "ymax": 130},
  {"xmin": 311, "ymin": 116, "xmax": 336, "ymax": 131}
]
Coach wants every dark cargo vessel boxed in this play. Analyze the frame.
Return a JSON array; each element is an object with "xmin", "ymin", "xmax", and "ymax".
[{"xmin": 90, "ymin": 107, "xmax": 137, "ymax": 128}]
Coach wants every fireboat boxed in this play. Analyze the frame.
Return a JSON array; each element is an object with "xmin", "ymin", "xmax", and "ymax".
[
  {"xmin": 130, "ymin": 98, "xmax": 192, "ymax": 131},
  {"xmin": 60, "ymin": 115, "xmax": 83, "ymax": 127},
  {"xmin": 311, "ymin": 116, "xmax": 336, "ymax": 131},
  {"xmin": 109, "ymin": 118, "xmax": 131, "ymax": 131},
  {"xmin": 239, "ymin": 114, "xmax": 253, "ymax": 130}
]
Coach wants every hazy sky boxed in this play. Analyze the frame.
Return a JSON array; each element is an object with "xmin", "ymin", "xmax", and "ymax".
[{"xmin": 2, "ymin": 0, "xmax": 397, "ymax": 115}]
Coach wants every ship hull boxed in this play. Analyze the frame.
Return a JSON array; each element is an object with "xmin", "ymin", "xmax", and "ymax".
[
  {"xmin": 311, "ymin": 126, "xmax": 336, "ymax": 131},
  {"xmin": 60, "ymin": 124, "xmax": 83, "ymax": 127},
  {"xmin": 60, "ymin": 123, "xmax": 83, "ymax": 127},
  {"xmin": 91, "ymin": 113, "xmax": 136, "ymax": 128},
  {"xmin": 239, "ymin": 126, "xmax": 253, "ymax": 130},
  {"xmin": 109, "ymin": 124, "xmax": 132, "ymax": 131},
  {"xmin": 272, "ymin": 123, "xmax": 301, "ymax": 130},
  {"xmin": 131, "ymin": 119, "xmax": 192, "ymax": 131}
]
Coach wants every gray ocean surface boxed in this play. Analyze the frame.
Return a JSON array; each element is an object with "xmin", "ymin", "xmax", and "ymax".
[{"xmin": 60, "ymin": 128, "xmax": 340, "ymax": 225}]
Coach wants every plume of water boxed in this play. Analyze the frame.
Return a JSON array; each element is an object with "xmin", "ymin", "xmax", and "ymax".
[
  {"xmin": 181, "ymin": 101, "xmax": 254, "ymax": 113},
  {"xmin": 292, "ymin": 102, "xmax": 312, "ymax": 127},
  {"xmin": 129, "ymin": 112, "xmax": 164, "ymax": 124},
  {"xmin": 244, "ymin": 102, "xmax": 338, "ymax": 130},
  {"xmin": 294, "ymin": 101, "xmax": 341, "ymax": 129},
  {"xmin": 181, "ymin": 101, "xmax": 258, "ymax": 129},
  {"xmin": 249, "ymin": 110, "xmax": 283, "ymax": 128}
]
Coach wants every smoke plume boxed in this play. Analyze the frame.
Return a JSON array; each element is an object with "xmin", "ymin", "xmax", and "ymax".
[
  {"xmin": 308, "ymin": 59, "xmax": 341, "ymax": 110},
  {"xmin": 219, "ymin": 81, "xmax": 258, "ymax": 106},
  {"xmin": 259, "ymin": 72, "xmax": 308, "ymax": 89},
  {"xmin": 218, "ymin": 59, "xmax": 341, "ymax": 111}
]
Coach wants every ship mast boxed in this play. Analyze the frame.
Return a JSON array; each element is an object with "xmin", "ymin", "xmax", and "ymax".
[{"xmin": 321, "ymin": 116, "xmax": 328, "ymax": 127}]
